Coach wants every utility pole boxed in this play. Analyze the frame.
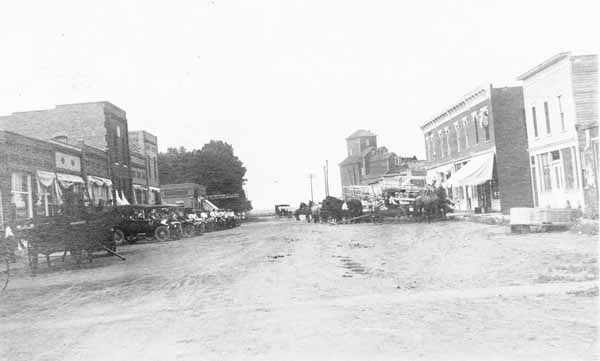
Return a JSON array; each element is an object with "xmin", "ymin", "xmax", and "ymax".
[
  {"xmin": 308, "ymin": 173, "xmax": 314, "ymax": 203},
  {"xmin": 325, "ymin": 160, "xmax": 330, "ymax": 196}
]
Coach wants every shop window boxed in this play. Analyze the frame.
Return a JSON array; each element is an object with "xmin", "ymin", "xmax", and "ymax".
[
  {"xmin": 560, "ymin": 147, "xmax": 576, "ymax": 189},
  {"xmin": 11, "ymin": 172, "xmax": 32, "ymax": 220},
  {"xmin": 36, "ymin": 182, "xmax": 57, "ymax": 217},
  {"xmin": 491, "ymin": 178, "xmax": 500, "ymax": 199},
  {"xmin": 540, "ymin": 153, "xmax": 552, "ymax": 191},
  {"xmin": 530, "ymin": 158, "xmax": 539, "ymax": 207}
]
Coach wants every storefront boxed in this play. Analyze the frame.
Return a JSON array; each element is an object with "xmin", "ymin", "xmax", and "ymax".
[
  {"xmin": 444, "ymin": 152, "xmax": 500, "ymax": 213},
  {"xmin": 87, "ymin": 175, "xmax": 113, "ymax": 206},
  {"xmin": 529, "ymin": 144, "xmax": 582, "ymax": 209}
]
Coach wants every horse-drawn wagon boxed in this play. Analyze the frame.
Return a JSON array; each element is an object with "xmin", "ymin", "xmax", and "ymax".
[{"xmin": 14, "ymin": 207, "xmax": 122, "ymax": 275}]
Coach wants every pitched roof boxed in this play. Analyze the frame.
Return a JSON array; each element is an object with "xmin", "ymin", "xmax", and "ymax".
[{"xmin": 346, "ymin": 129, "xmax": 376, "ymax": 139}]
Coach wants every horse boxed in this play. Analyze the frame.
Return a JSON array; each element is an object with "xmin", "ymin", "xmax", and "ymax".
[
  {"xmin": 413, "ymin": 186, "xmax": 454, "ymax": 222},
  {"xmin": 345, "ymin": 199, "xmax": 364, "ymax": 223},
  {"xmin": 294, "ymin": 202, "xmax": 312, "ymax": 222},
  {"xmin": 321, "ymin": 196, "xmax": 345, "ymax": 223},
  {"xmin": 310, "ymin": 203, "xmax": 321, "ymax": 223}
]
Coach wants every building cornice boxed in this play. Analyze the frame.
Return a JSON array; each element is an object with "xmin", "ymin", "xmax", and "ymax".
[{"xmin": 420, "ymin": 85, "xmax": 490, "ymax": 133}]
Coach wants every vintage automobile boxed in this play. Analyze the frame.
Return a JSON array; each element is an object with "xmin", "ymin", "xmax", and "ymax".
[{"xmin": 112, "ymin": 205, "xmax": 181, "ymax": 243}]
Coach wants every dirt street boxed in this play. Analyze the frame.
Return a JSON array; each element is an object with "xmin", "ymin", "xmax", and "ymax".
[{"xmin": 0, "ymin": 219, "xmax": 597, "ymax": 361}]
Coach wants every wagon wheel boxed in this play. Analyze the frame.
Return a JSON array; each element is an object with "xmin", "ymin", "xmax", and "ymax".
[
  {"xmin": 27, "ymin": 246, "xmax": 38, "ymax": 277},
  {"xmin": 113, "ymin": 230, "xmax": 126, "ymax": 246},
  {"xmin": 154, "ymin": 226, "xmax": 170, "ymax": 242},
  {"xmin": 1, "ymin": 242, "xmax": 10, "ymax": 291}
]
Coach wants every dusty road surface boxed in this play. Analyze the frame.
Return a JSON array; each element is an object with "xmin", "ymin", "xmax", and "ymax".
[{"xmin": 1, "ymin": 218, "xmax": 597, "ymax": 361}]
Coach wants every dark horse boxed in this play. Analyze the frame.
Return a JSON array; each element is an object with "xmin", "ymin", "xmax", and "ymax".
[
  {"xmin": 413, "ymin": 186, "xmax": 454, "ymax": 222},
  {"xmin": 294, "ymin": 201, "xmax": 313, "ymax": 222},
  {"xmin": 320, "ymin": 197, "xmax": 363, "ymax": 224}
]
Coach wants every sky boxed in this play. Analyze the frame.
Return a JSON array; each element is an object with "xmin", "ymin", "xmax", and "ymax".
[{"xmin": 0, "ymin": 0, "xmax": 598, "ymax": 211}]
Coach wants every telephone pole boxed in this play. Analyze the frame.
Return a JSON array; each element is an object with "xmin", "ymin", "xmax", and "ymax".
[
  {"xmin": 325, "ymin": 160, "xmax": 330, "ymax": 196},
  {"xmin": 308, "ymin": 173, "xmax": 314, "ymax": 203}
]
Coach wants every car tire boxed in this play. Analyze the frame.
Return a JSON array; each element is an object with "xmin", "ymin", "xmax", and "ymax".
[
  {"xmin": 154, "ymin": 226, "xmax": 170, "ymax": 242},
  {"xmin": 183, "ymin": 224, "xmax": 194, "ymax": 237}
]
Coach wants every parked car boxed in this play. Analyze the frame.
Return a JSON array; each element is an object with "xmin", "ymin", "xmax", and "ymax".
[{"xmin": 112, "ymin": 205, "xmax": 181, "ymax": 243}]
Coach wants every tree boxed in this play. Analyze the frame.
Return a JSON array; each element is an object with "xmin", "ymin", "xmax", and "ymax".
[{"xmin": 158, "ymin": 140, "xmax": 251, "ymax": 211}]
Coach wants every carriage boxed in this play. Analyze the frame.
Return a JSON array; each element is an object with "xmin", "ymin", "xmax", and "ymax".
[
  {"xmin": 274, "ymin": 204, "xmax": 293, "ymax": 218},
  {"xmin": 13, "ymin": 207, "xmax": 122, "ymax": 275}
]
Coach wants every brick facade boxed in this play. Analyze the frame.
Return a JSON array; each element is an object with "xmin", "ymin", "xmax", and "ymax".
[
  {"xmin": 0, "ymin": 102, "xmax": 133, "ymax": 201},
  {"xmin": 421, "ymin": 85, "xmax": 533, "ymax": 214}
]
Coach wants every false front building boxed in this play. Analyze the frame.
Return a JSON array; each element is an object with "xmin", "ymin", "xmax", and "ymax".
[
  {"xmin": 420, "ymin": 85, "xmax": 533, "ymax": 213},
  {"xmin": 517, "ymin": 52, "xmax": 598, "ymax": 217}
]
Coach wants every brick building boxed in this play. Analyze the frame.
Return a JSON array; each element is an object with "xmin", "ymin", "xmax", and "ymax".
[
  {"xmin": 420, "ymin": 85, "xmax": 533, "ymax": 214},
  {"xmin": 0, "ymin": 102, "xmax": 133, "ymax": 202},
  {"xmin": 128, "ymin": 130, "xmax": 160, "ymax": 204},
  {"xmin": 339, "ymin": 129, "xmax": 424, "ymax": 198},
  {"xmin": 0, "ymin": 131, "xmax": 113, "ymax": 227},
  {"xmin": 517, "ymin": 52, "xmax": 598, "ymax": 217}
]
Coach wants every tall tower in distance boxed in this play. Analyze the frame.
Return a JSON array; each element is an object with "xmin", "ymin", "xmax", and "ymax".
[{"xmin": 346, "ymin": 129, "xmax": 377, "ymax": 157}]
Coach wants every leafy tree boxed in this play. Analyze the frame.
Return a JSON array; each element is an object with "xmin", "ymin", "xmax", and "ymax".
[{"xmin": 158, "ymin": 141, "xmax": 251, "ymax": 211}]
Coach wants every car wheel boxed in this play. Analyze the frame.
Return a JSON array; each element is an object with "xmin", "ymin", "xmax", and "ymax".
[
  {"xmin": 183, "ymin": 224, "xmax": 194, "ymax": 237},
  {"xmin": 113, "ymin": 230, "xmax": 125, "ymax": 245},
  {"xmin": 154, "ymin": 226, "xmax": 170, "ymax": 242}
]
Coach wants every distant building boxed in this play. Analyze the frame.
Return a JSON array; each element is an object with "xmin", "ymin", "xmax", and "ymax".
[
  {"xmin": 160, "ymin": 183, "xmax": 206, "ymax": 209},
  {"xmin": 128, "ymin": 130, "xmax": 160, "ymax": 204},
  {"xmin": 420, "ymin": 85, "xmax": 533, "ymax": 214},
  {"xmin": 0, "ymin": 102, "xmax": 133, "ymax": 202},
  {"xmin": 339, "ymin": 129, "xmax": 424, "ymax": 198},
  {"xmin": 517, "ymin": 52, "xmax": 598, "ymax": 217}
]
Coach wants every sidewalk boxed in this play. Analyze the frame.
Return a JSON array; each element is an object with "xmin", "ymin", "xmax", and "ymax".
[{"xmin": 449, "ymin": 211, "xmax": 510, "ymax": 226}]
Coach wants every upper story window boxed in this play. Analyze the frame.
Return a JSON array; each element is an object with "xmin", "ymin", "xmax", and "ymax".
[
  {"xmin": 480, "ymin": 108, "xmax": 490, "ymax": 141},
  {"xmin": 544, "ymin": 101, "xmax": 551, "ymax": 134},
  {"xmin": 462, "ymin": 117, "xmax": 469, "ymax": 148},
  {"xmin": 532, "ymin": 106, "xmax": 539, "ymax": 138},
  {"xmin": 445, "ymin": 127, "xmax": 451, "ymax": 156},
  {"xmin": 116, "ymin": 125, "xmax": 121, "ymax": 138},
  {"xmin": 438, "ymin": 130, "xmax": 444, "ymax": 158},
  {"xmin": 454, "ymin": 122, "xmax": 461, "ymax": 153},
  {"xmin": 557, "ymin": 95, "xmax": 565, "ymax": 132},
  {"xmin": 472, "ymin": 112, "xmax": 480, "ymax": 144}
]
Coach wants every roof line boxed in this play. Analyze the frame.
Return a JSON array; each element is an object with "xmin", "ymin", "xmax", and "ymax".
[{"xmin": 516, "ymin": 52, "xmax": 571, "ymax": 81}]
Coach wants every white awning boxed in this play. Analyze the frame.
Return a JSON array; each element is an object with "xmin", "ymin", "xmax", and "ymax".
[
  {"xmin": 444, "ymin": 152, "xmax": 495, "ymax": 188},
  {"xmin": 149, "ymin": 186, "xmax": 161, "ymax": 192},
  {"xmin": 87, "ymin": 175, "xmax": 112, "ymax": 187},
  {"xmin": 426, "ymin": 163, "xmax": 454, "ymax": 184},
  {"xmin": 133, "ymin": 184, "xmax": 147, "ymax": 190},
  {"xmin": 36, "ymin": 170, "xmax": 56, "ymax": 188},
  {"xmin": 201, "ymin": 199, "xmax": 220, "ymax": 211},
  {"xmin": 56, "ymin": 173, "xmax": 85, "ymax": 187}
]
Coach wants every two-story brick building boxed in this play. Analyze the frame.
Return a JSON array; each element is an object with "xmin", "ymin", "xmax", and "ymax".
[
  {"xmin": 420, "ymin": 85, "xmax": 533, "ymax": 213},
  {"xmin": 0, "ymin": 131, "xmax": 114, "ymax": 227},
  {"xmin": 0, "ymin": 102, "xmax": 133, "ymax": 202},
  {"xmin": 128, "ymin": 130, "xmax": 160, "ymax": 204},
  {"xmin": 517, "ymin": 52, "xmax": 598, "ymax": 217}
]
